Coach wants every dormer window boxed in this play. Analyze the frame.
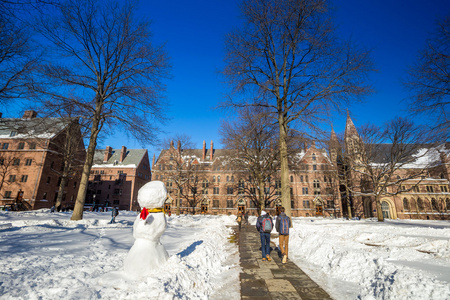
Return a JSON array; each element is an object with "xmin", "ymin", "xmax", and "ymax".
[{"xmin": 10, "ymin": 131, "xmax": 16, "ymax": 137}]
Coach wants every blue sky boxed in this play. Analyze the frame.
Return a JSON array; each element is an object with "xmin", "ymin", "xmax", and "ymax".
[{"xmin": 8, "ymin": 0, "xmax": 450, "ymax": 157}]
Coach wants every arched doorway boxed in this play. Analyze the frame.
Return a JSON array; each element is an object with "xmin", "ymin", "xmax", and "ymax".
[
  {"xmin": 201, "ymin": 198, "xmax": 209, "ymax": 214},
  {"xmin": 313, "ymin": 196, "xmax": 323, "ymax": 216},
  {"xmin": 381, "ymin": 201, "xmax": 391, "ymax": 219},
  {"xmin": 363, "ymin": 197, "xmax": 373, "ymax": 218},
  {"xmin": 237, "ymin": 198, "xmax": 246, "ymax": 214}
]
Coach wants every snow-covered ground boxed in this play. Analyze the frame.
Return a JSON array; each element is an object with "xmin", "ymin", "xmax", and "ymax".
[
  {"xmin": 0, "ymin": 211, "xmax": 449, "ymax": 299},
  {"xmin": 289, "ymin": 218, "xmax": 450, "ymax": 300},
  {"xmin": 0, "ymin": 211, "xmax": 240, "ymax": 299}
]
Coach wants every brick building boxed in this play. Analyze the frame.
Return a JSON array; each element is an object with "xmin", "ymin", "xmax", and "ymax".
[
  {"xmin": 87, "ymin": 146, "xmax": 151, "ymax": 211},
  {"xmin": 152, "ymin": 115, "xmax": 450, "ymax": 220},
  {"xmin": 152, "ymin": 140, "xmax": 341, "ymax": 217},
  {"xmin": 0, "ymin": 111, "xmax": 85, "ymax": 210}
]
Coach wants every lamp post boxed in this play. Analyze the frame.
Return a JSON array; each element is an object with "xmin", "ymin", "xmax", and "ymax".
[{"xmin": 93, "ymin": 194, "xmax": 96, "ymax": 211}]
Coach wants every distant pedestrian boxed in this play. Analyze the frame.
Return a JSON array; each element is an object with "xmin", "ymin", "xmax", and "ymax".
[
  {"xmin": 276, "ymin": 206, "xmax": 291, "ymax": 264},
  {"xmin": 110, "ymin": 207, "xmax": 119, "ymax": 223},
  {"xmin": 50, "ymin": 206, "xmax": 55, "ymax": 213},
  {"xmin": 244, "ymin": 211, "xmax": 249, "ymax": 225},
  {"xmin": 236, "ymin": 212, "xmax": 242, "ymax": 231},
  {"xmin": 256, "ymin": 210, "xmax": 273, "ymax": 261}
]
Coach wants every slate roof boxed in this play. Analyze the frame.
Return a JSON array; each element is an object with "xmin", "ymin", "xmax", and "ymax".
[
  {"xmin": 92, "ymin": 148, "xmax": 147, "ymax": 168},
  {"xmin": 0, "ymin": 117, "xmax": 72, "ymax": 139}
]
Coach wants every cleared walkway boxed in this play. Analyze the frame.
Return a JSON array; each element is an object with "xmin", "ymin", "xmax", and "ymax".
[{"xmin": 234, "ymin": 224, "xmax": 332, "ymax": 300}]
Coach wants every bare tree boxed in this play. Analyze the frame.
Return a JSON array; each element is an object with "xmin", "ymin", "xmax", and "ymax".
[
  {"xmin": 223, "ymin": 0, "xmax": 373, "ymax": 217},
  {"xmin": 404, "ymin": 15, "xmax": 450, "ymax": 136},
  {"xmin": 220, "ymin": 106, "xmax": 280, "ymax": 212},
  {"xmin": 0, "ymin": 156, "xmax": 20, "ymax": 199},
  {"xmin": 346, "ymin": 117, "xmax": 432, "ymax": 221},
  {"xmin": 33, "ymin": 0, "xmax": 170, "ymax": 220},
  {"xmin": 0, "ymin": 1, "xmax": 40, "ymax": 104}
]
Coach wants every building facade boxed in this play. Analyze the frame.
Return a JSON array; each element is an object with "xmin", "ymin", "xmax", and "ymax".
[
  {"xmin": 152, "ymin": 140, "xmax": 342, "ymax": 217},
  {"xmin": 87, "ymin": 146, "xmax": 152, "ymax": 211},
  {"xmin": 152, "ymin": 116, "xmax": 450, "ymax": 220},
  {"xmin": 0, "ymin": 111, "xmax": 85, "ymax": 210}
]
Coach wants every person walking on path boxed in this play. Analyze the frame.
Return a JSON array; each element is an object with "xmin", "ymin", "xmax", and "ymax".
[
  {"xmin": 256, "ymin": 210, "xmax": 273, "ymax": 261},
  {"xmin": 275, "ymin": 206, "xmax": 291, "ymax": 264},
  {"xmin": 110, "ymin": 207, "xmax": 119, "ymax": 223},
  {"xmin": 236, "ymin": 212, "xmax": 243, "ymax": 230},
  {"xmin": 244, "ymin": 211, "xmax": 249, "ymax": 225}
]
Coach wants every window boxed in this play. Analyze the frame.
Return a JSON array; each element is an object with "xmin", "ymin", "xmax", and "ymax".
[
  {"xmin": 446, "ymin": 198, "xmax": 450, "ymax": 211},
  {"xmin": 403, "ymin": 198, "xmax": 409, "ymax": 211},
  {"xmin": 213, "ymin": 187, "xmax": 219, "ymax": 195},
  {"xmin": 265, "ymin": 187, "xmax": 270, "ymax": 194},
  {"xmin": 29, "ymin": 143, "xmax": 36, "ymax": 149},
  {"xmin": 213, "ymin": 200, "xmax": 219, "ymax": 208},
  {"xmin": 117, "ymin": 170, "xmax": 123, "ymax": 174},
  {"xmin": 202, "ymin": 189, "xmax": 208, "ymax": 195},
  {"xmin": 314, "ymin": 190, "xmax": 320, "ymax": 195},
  {"xmin": 305, "ymin": 175, "xmax": 309, "ymax": 182},
  {"xmin": 227, "ymin": 186, "xmax": 233, "ymax": 195},
  {"xmin": 9, "ymin": 175, "xmax": 16, "ymax": 182},
  {"xmin": 312, "ymin": 153, "xmax": 316, "ymax": 161},
  {"xmin": 417, "ymin": 198, "xmax": 424, "ymax": 211},
  {"xmin": 290, "ymin": 176, "xmax": 293, "ymax": 182},
  {"xmin": 212, "ymin": 176, "xmax": 216, "ymax": 183},
  {"xmin": 18, "ymin": 142, "xmax": 24, "ymax": 149},
  {"xmin": 413, "ymin": 185, "xmax": 420, "ymax": 193},
  {"xmin": 202, "ymin": 180, "xmax": 209, "ymax": 188},
  {"xmin": 275, "ymin": 180, "xmax": 281, "ymax": 189},
  {"xmin": 326, "ymin": 200, "xmax": 334, "ymax": 209},
  {"xmin": 20, "ymin": 175, "xmax": 28, "ymax": 182},
  {"xmin": 2, "ymin": 143, "xmax": 9, "ymax": 149},
  {"xmin": 231, "ymin": 176, "xmax": 234, "ymax": 182},
  {"xmin": 313, "ymin": 165, "xmax": 317, "ymax": 171},
  {"xmin": 431, "ymin": 198, "xmax": 439, "ymax": 211},
  {"xmin": 227, "ymin": 200, "xmax": 234, "ymax": 208},
  {"xmin": 13, "ymin": 159, "xmax": 20, "ymax": 166},
  {"xmin": 250, "ymin": 187, "xmax": 256, "ymax": 195},
  {"xmin": 324, "ymin": 176, "xmax": 327, "ymax": 182},
  {"xmin": 313, "ymin": 180, "xmax": 320, "ymax": 188},
  {"xmin": 46, "ymin": 177, "xmax": 51, "ymax": 184},
  {"xmin": 302, "ymin": 187, "xmax": 308, "ymax": 195},
  {"xmin": 74, "ymin": 182, "xmax": 77, "ymax": 189},
  {"xmin": 25, "ymin": 159, "xmax": 32, "ymax": 166},
  {"xmin": 426, "ymin": 186, "xmax": 433, "ymax": 193},
  {"xmin": 226, "ymin": 176, "xmax": 229, "ymax": 182},
  {"xmin": 300, "ymin": 175, "xmax": 303, "ymax": 183},
  {"xmin": 5, "ymin": 191, "xmax": 12, "ymax": 198},
  {"xmin": 303, "ymin": 200, "xmax": 310, "ymax": 208},
  {"xmin": 217, "ymin": 176, "xmax": 220, "ymax": 183},
  {"xmin": 42, "ymin": 192, "xmax": 47, "ymax": 199},
  {"xmin": 440, "ymin": 186, "xmax": 448, "ymax": 193}
]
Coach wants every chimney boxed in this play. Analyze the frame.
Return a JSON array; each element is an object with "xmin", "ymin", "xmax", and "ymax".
[
  {"xmin": 120, "ymin": 146, "xmax": 127, "ymax": 162},
  {"xmin": 152, "ymin": 154, "xmax": 155, "ymax": 168},
  {"xmin": 311, "ymin": 140, "xmax": 316, "ymax": 148},
  {"xmin": 210, "ymin": 140, "xmax": 213, "ymax": 160},
  {"xmin": 177, "ymin": 140, "xmax": 181, "ymax": 154},
  {"xmin": 23, "ymin": 110, "xmax": 37, "ymax": 119},
  {"xmin": 202, "ymin": 140, "xmax": 206, "ymax": 160},
  {"xmin": 170, "ymin": 140, "xmax": 174, "ymax": 148},
  {"xmin": 104, "ymin": 146, "xmax": 112, "ymax": 162}
]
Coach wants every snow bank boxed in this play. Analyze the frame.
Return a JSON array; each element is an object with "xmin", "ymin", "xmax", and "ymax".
[
  {"xmin": 287, "ymin": 218, "xmax": 450, "ymax": 300},
  {"xmin": 0, "ymin": 211, "xmax": 240, "ymax": 300}
]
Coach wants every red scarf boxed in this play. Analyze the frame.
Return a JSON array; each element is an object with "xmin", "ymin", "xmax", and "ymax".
[{"xmin": 140, "ymin": 207, "xmax": 149, "ymax": 220}]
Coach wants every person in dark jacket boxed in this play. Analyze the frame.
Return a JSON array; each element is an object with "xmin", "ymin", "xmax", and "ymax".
[
  {"xmin": 110, "ymin": 207, "xmax": 119, "ymax": 223},
  {"xmin": 275, "ymin": 207, "xmax": 291, "ymax": 263},
  {"xmin": 256, "ymin": 210, "xmax": 273, "ymax": 261}
]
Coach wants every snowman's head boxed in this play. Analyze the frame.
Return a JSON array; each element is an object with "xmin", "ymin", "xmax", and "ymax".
[{"xmin": 137, "ymin": 181, "xmax": 167, "ymax": 209}]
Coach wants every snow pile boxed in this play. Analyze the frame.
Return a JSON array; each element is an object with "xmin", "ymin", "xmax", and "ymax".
[
  {"xmin": 0, "ymin": 211, "xmax": 240, "ymax": 300},
  {"xmin": 288, "ymin": 218, "xmax": 450, "ymax": 300}
]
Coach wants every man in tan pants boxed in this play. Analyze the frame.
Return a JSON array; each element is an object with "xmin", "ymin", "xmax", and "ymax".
[{"xmin": 275, "ymin": 207, "xmax": 291, "ymax": 263}]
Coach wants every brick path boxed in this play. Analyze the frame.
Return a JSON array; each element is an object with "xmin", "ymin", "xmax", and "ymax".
[{"xmin": 234, "ymin": 224, "xmax": 332, "ymax": 300}]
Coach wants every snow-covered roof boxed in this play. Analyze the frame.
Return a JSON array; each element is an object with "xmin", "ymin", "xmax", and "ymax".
[
  {"xmin": 92, "ymin": 148, "xmax": 147, "ymax": 168},
  {"xmin": 0, "ymin": 117, "xmax": 72, "ymax": 140}
]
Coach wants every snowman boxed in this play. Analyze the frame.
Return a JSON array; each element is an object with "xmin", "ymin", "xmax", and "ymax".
[{"xmin": 123, "ymin": 181, "xmax": 169, "ymax": 277}]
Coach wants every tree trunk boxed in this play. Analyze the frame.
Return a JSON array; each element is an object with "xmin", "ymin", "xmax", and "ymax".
[
  {"xmin": 176, "ymin": 188, "xmax": 180, "ymax": 216},
  {"xmin": 71, "ymin": 114, "xmax": 101, "ymax": 221},
  {"xmin": 278, "ymin": 116, "xmax": 291, "ymax": 217},
  {"xmin": 258, "ymin": 178, "xmax": 265, "ymax": 211},
  {"xmin": 55, "ymin": 176, "xmax": 68, "ymax": 210},
  {"xmin": 346, "ymin": 185, "xmax": 353, "ymax": 219}
]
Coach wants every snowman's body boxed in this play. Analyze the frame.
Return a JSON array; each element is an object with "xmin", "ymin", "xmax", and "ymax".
[{"xmin": 123, "ymin": 181, "xmax": 169, "ymax": 277}]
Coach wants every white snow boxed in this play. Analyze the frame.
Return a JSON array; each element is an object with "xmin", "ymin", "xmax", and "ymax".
[{"xmin": 1, "ymin": 211, "xmax": 449, "ymax": 299}]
